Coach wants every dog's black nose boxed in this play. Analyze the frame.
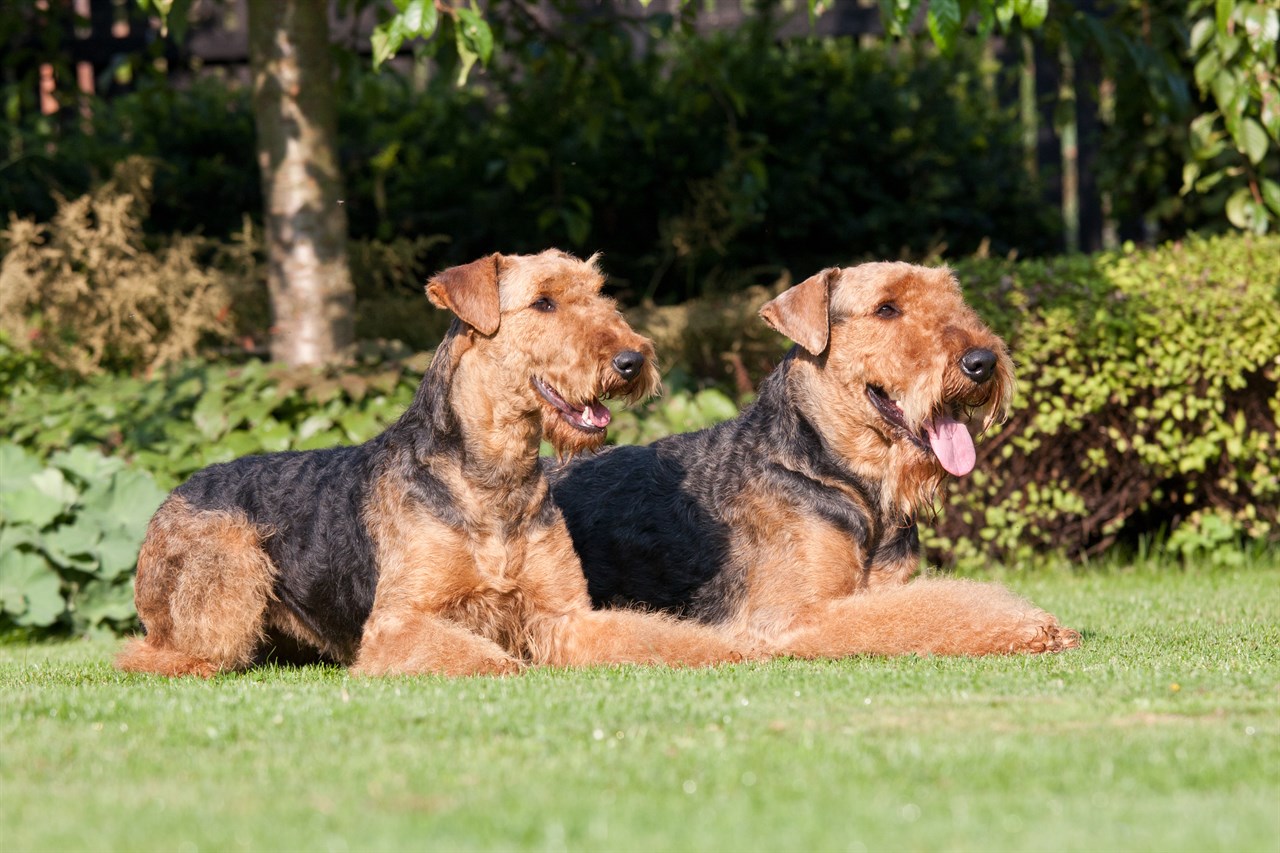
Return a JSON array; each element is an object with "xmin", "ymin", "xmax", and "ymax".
[
  {"xmin": 960, "ymin": 347, "xmax": 997, "ymax": 384},
  {"xmin": 612, "ymin": 350, "xmax": 646, "ymax": 381}
]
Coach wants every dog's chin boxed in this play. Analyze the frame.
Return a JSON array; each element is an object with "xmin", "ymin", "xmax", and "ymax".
[
  {"xmin": 864, "ymin": 385, "xmax": 979, "ymax": 478},
  {"xmin": 541, "ymin": 408, "xmax": 608, "ymax": 456}
]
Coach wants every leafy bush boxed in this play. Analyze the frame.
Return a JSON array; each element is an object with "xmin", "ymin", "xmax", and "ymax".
[
  {"xmin": 0, "ymin": 444, "xmax": 166, "ymax": 634},
  {"xmin": 341, "ymin": 25, "xmax": 1056, "ymax": 299}
]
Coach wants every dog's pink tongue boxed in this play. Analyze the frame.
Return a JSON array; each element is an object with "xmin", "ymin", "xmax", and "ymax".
[
  {"xmin": 583, "ymin": 401, "xmax": 611, "ymax": 429},
  {"xmin": 925, "ymin": 415, "xmax": 976, "ymax": 477}
]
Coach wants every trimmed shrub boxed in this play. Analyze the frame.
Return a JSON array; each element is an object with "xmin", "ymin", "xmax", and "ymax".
[{"xmin": 935, "ymin": 233, "xmax": 1279, "ymax": 565}]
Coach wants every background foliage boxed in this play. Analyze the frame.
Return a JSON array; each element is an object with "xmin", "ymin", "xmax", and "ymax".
[{"xmin": 3, "ymin": 21, "xmax": 1052, "ymax": 302}]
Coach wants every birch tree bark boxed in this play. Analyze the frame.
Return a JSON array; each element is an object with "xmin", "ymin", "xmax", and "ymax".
[{"xmin": 248, "ymin": 0, "xmax": 355, "ymax": 366}]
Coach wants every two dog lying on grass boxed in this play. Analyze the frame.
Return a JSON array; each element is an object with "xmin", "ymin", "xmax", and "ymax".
[{"xmin": 117, "ymin": 250, "xmax": 1078, "ymax": 678}]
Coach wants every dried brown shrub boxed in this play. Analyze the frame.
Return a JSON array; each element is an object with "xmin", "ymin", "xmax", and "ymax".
[
  {"xmin": 628, "ymin": 277, "xmax": 790, "ymax": 394},
  {"xmin": 0, "ymin": 157, "xmax": 259, "ymax": 375}
]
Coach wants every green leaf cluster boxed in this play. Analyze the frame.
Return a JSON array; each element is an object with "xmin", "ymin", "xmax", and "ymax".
[
  {"xmin": 609, "ymin": 387, "xmax": 744, "ymax": 448},
  {"xmin": 0, "ymin": 444, "xmax": 166, "ymax": 633},
  {"xmin": 1185, "ymin": 0, "xmax": 1280, "ymax": 232},
  {"xmin": 373, "ymin": 0, "xmax": 493, "ymax": 83},
  {"xmin": 0, "ymin": 346, "xmax": 428, "ymax": 490}
]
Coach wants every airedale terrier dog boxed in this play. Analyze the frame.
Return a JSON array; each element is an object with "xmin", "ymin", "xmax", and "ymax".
[
  {"xmin": 551, "ymin": 262, "xmax": 1080, "ymax": 657},
  {"xmin": 116, "ymin": 250, "xmax": 747, "ymax": 677}
]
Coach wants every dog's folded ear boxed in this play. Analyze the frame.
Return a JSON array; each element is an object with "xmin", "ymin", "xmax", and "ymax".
[
  {"xmin": 759, "ymin": 268, "xmax": 838, "ymax": 356},
  {"xmin": 426, "ymin": 254, "xmax": 503, "ymax": 335}
]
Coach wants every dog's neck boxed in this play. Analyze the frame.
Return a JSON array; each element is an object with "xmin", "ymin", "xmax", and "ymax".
[
  {"xmin": 770, "ymin": 351, "xmax": 938, "ymax": 520},
  {"xmin": 397, "ymin": 329, "xmax": 546, "ymax": 517}
]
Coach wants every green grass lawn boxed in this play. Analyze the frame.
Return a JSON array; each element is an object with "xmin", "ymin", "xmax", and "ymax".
[{"xmin": 4, "ymin": 562, "xmax": 1278, "ymax": 852}]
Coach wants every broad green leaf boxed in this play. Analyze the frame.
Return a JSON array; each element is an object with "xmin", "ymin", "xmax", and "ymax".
[
  {"xmin": 455, "ymin": 8, "xmax": 493, "ymax": 63},
  {"xmin": 192, "ymin": 388, "xmax": 229, "ymax": 439},
  {"xmin": 1190, "ymin": 17, "xmax": 1216, "ymax": 53},
  {"xmin": 50, "ymin": 445, "xmax": 124, "ymax": 485},
  {"xmin": 30, "ymin": 468, "xmax": 78, "ymax": 505},
  {"xmin": 1, "ymin": 473, "xmax": 73, "ymax": 529},
  {"xmin": 1261, "ymin": 83, "xmax": 1280, "ymax": 140},
  {"xmin": 0, "ymin": 444, "xmax": 42, "ymax": 489},
  {"xmin": 1194, "ymin": 51, "xmax": 1220, "ymax": 95},
  {"xmin": 339, "ymin": 410, "xmax": 382, "ymax": 443},
  {"xmin": 0, "ymin": 525, "xmax": 40, "ymax": 552},
  {"xmin": 1261, "ymin": 178, "xmax": 1280, "ymax": 216},
  {"xmin": 96, "ymin": 528, "xmax": 142, "ymax": 580},
  {"xmin": 454, "ymin": 9, "xmax": 494, "ymax": 85},
  {"xmin": 1180, "ymin": 161, "xmax": 1201, "ymax": 195},
  {"xmin": 1225, "ymin": 186, "xmax": 1258, "ymax": 229},
  {"xmin": 371, "ymin": 20, "xmax": 404, "ymax": 70},
  {"xmin": 1016, "ymin": 0, "xmax": 1049, "ymax": 30},
  {"xmin": 927, "ymin": 0, "xmax": 962, "ymax": 53},
  {"xmin": 95, "ymin": 469, "xmax": 167, "ymax": 539},
  {"xmin": 0, "ymin": 549, "xmax": 64, "ymax": 626},
  {"xmin": 401, "ymin": 0, "xmax": 438, "ymax": 37},
  {"xmin": 41, "ymin": 522, "xmax": 103, "ymax": 570},
  {"xmin": 1211, "ymin": 69, "xmax": 1241, "ymax": 116},
  {"xmin": 297, "ymin": 414, "xmax": 333, "ymax": 442},
  {"xmin": 994, "ymin": 0, "xmax": 1016, "ymax": 30},
  {"xmin": 1238, "ymin": 117, "xmax": 1269, "ymax": 164},
  {"xmin": 1215, "ymin": 0, "xmax": 1234, "ymax": 36},
  {"xmin": 72, "ymin": 578, "xmax": 136, "ymax": 626}
]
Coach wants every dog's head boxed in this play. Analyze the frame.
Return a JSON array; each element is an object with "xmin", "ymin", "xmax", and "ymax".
[
  {"xmin": 427, "ymin": 250, "xmax": 659, "ymax": 455},
  {"xmin": 760, "ymin": 262, "xmax": 1014, "ymax": 514}
]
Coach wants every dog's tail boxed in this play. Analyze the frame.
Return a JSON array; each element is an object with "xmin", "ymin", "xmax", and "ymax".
[{"xmin": 115, "ymin": 636, "xmax": 221, "ymax": 678}]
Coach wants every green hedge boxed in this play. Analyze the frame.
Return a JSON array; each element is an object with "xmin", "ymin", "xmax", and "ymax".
[{"xmin": 937, "ymin": 233, "xmax": 1279, "ymax": 567}]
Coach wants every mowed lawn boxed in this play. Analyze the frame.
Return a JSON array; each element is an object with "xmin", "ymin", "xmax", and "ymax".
[{"xmin": 3, "ymin": 562, "xmax": 1278, "ymax": 852}]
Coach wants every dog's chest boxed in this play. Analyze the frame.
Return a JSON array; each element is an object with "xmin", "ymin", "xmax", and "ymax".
[{"xmin": 466, "ymin": 527, "xmax": 532, "ymax": 591}]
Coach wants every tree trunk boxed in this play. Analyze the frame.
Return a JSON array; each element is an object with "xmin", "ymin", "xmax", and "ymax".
[{"xmin": 248, "ymin": 0, "xmax": 355, "ymax": 366}]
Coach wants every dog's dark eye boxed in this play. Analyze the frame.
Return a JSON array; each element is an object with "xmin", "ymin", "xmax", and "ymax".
[
  {"xmin": 875, "ymin": 302, "xmax": 900, "ymax": 319},
  {"xmin": 530, "ymin": 297, "xmax": 556, "ymax": 313}
]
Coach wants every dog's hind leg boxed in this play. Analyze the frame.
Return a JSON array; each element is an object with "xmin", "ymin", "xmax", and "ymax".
[
  {"xmin": 533, "ymin": 608, "xmax": 749, "ymax": 668},
  {"xmin": 116, "ymin": 498, "xmax": 276, "ymax": 677},
  {"xmin": 778, "ymin": 578, "xmax": 1080, "ymax": 657},
  {"xmin": 353, "ymin": 610, "xmax": 522, "ymax": 676}
]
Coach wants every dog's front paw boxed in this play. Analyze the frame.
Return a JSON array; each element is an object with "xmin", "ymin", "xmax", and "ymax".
[{"xmin": 1016, "ymin": 617, "xmax": 1080, "ymax": 654}]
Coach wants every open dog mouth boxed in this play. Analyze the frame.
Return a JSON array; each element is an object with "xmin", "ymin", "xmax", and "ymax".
[
  {"xmin": 532, "ymin": 375, "xmax": 612, "ymax": 434},
  {"xmin": 865, "ymin": 385, "xmax": 976, "ymax": 477}
]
